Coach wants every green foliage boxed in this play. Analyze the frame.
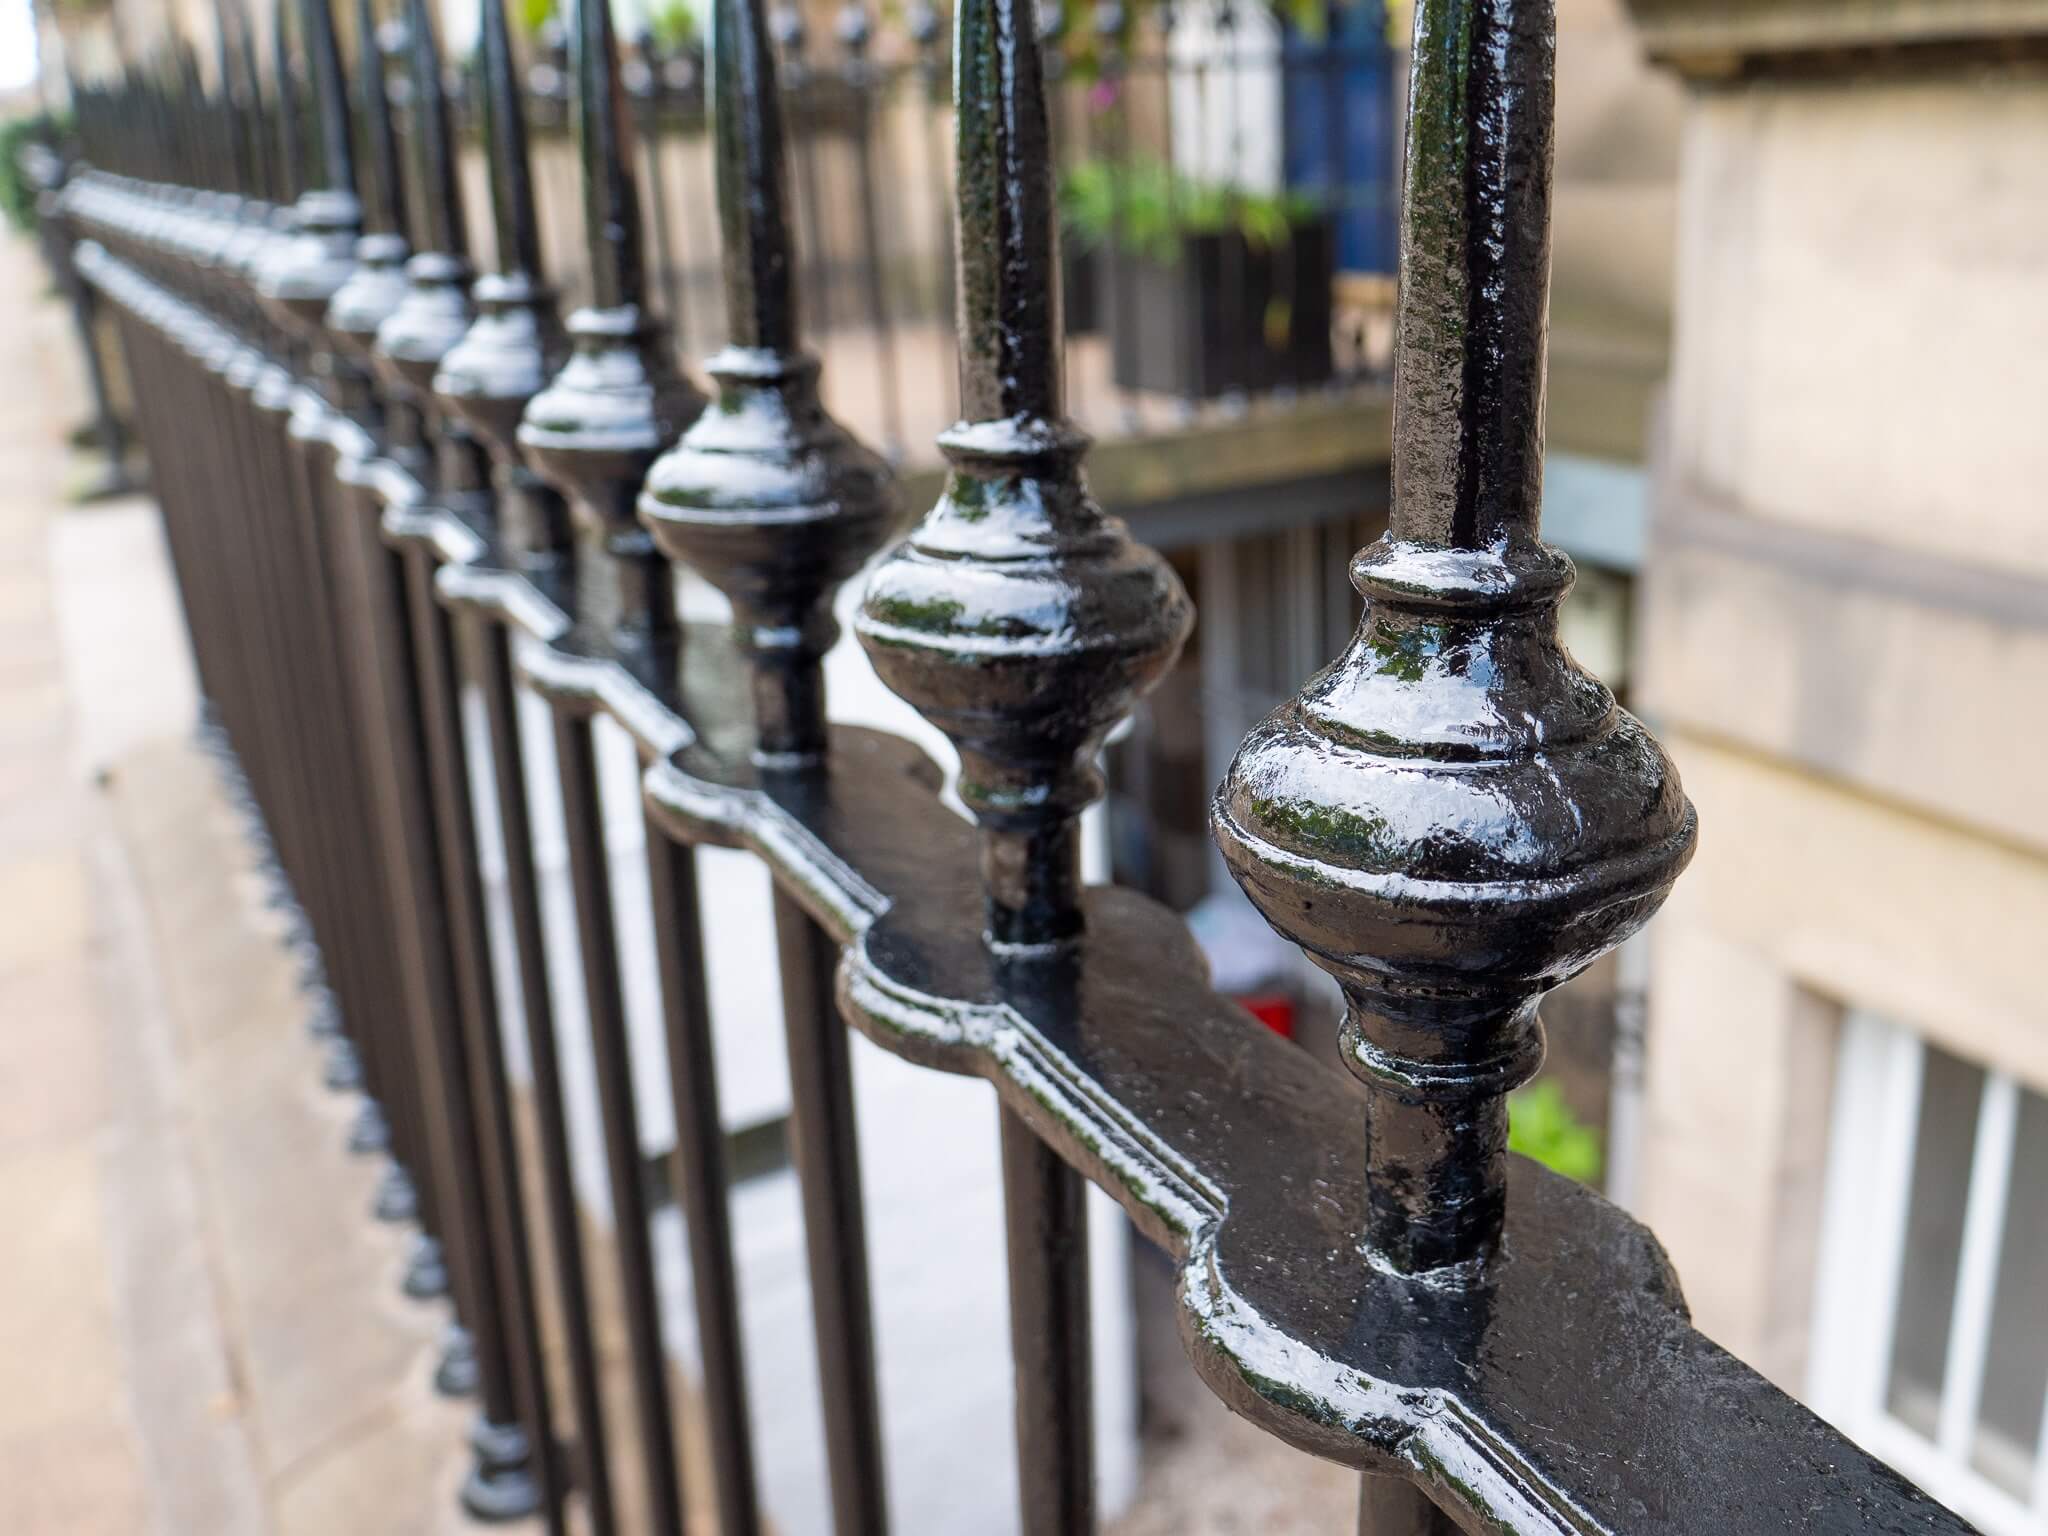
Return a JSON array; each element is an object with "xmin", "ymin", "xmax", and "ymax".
[
  {"xmin": 518, "ymin": 0, "xmax": 698, "ymax": 48},
  {"xmin": 1507, "ymin": 1079, "xmax": 1604, "ymax": 1186},
  {"xmin": 1057, "ymin": 155, "xmax": 1321, "ymax": 265},
  {"xmin": 0, "ymin": 114, "xmax": 63, "ymax": 237},
  {"xmin": 648, "ymin": 0, "xmax": 701, "ymax": 50}
]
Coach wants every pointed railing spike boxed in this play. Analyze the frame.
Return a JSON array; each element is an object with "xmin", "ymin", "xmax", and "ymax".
[
  {"xmin": 230, "ymin": 0, "xmax": 275, "ymax": 209},
  {"xmin": 1211, "ymin": 0, "xmax": 1697, "ymax": 1277},
  {"xmin": 476, "ymin": 0, "xmax": 543, "ymax": 282},
  {"xmin": 399, "ymin": 0, "xmax": 465, "ymax": 261},
  {"xmin": 271, "ymin": 0, "xmax": 304, "ymax": 205},
  {"xmin": 298, "ymin": 0, "xmax": 354, "ymax": 198},
  {"xmin": 574, "ymin": 0, "xmax": 643, "ymax": 311},
  {"xmin": 212, "ymin": 0, "xmax": 252, "ymax": 198},
  {"xmin": 354, "ymin": 0, "xmax": 404, "ymax": 237}
]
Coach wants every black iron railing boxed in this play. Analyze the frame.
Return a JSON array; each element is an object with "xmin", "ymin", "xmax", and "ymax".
[
  {"xmin": 69, "ymin": 0, "xmax": 1400, "ymax": 461},
  {"xmin": 43, "ymin": 0, "xmax": 1982, "ymax": 1531}
]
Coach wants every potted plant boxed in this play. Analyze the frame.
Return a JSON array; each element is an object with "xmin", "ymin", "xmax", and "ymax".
[{"xmin": 1059, "ymin": 155, "xmax": 1335, "ymax": 398}]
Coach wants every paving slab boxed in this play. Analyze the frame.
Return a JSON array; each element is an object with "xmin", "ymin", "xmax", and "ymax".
[{"xmin": 0, "ymin": 229, "xmax": 532, "ymax": 1536}]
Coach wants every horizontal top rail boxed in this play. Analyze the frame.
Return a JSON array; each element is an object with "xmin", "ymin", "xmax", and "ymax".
[{"xmin": 60, "ymin": 196, "xmax": 1977, "ymax": 1531}]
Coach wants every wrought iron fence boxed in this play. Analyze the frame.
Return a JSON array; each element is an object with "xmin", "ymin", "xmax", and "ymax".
[
  {"xmin": 69, "ymin": 0, "xmax": 1401, "ymax": 464},
  {"xmin": 41, "ymin": 0, "xmax": 1984, "ymax": 1530}
]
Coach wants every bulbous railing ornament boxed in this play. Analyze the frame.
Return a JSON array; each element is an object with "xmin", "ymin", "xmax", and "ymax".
[
  {"xmin": 1212, "ymin": 0, "xmax": 1697, "ymax": 1278},
  {"xmin": 323, "ymin": 0, "xmax": 409, "ymax": 419},
  {"xmin": 519, "ymin": 0, "xmax": 703, "ymax": 665},
  {"xmin": 371, "ymin": 0, "xmax": 487, "ymax": 510},
  {"xmin": 255, "ymin": 0, "xmax": 362, "ymax": 341},
  {"xmin": 856, "ymin": 0, "xmax": 1190, "ymax": 952},
  {"xmin": 434, "ymin": 0, "xmax": 573, "ymax": 576},
  {"xmin": 639, "ymin": 0, "xmax": 901, "ymax": 767},
  {"xmin": 213, "ymin": 0, "xmax": 282, "ymax": 288}
]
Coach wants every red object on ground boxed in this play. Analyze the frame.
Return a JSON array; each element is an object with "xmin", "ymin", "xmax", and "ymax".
[{"xmin": 1236, "ymin": 993, "xmax": 1295, "ymax": 1040}]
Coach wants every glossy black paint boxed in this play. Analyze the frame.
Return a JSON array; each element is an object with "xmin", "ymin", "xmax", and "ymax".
[
  {"xmin": 516, "ymin": 0, "xmax": 701, "ymax": 673},
  {"xmin": 548, "ymin": 710, "xmax": 689, "ymax": 1536},
  {"xmin": 846, "ymin": 2, "xmax": 1185, "ymax": 1530},
  {"xmin": 643, "ymin": 817, "xmax": 763, "ymax": 1536},
  {"xmin": 433, "ymin": 0, "xmax": 571, "ymax": 569},
  {"xmin": 640, "ymin": 0, "xmax": 902, "ymax": 767},
  {"xmin": 854, "ymin": 0, "xmax": 1191, "ymax": 952},
  {"xmin": 1213, "ymin": 0, "xmax": 1694, "ymax": 1279},
  {"xmin": 433, "ymin": 11, "xmax": 621, "ymax": 1531},
  {"xmin": 471, "ymin": 617, "xmax": 620, "ymax": 1536},
  {"xmin": 56, "ymin": 0, "xmax": 1988, "ymax": 1529},
  {"xmin": 516, "ymin": 9, "xmax": 708, "ymax": 1536},
  {"xmin": 636, "ymin": 2, "xmax": 897, "ymax": 1530}
]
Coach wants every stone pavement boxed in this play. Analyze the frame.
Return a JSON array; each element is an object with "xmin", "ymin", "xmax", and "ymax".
[{"xmin": 0, "ymin": 231, "xmax": 526, "ymax": 1535}]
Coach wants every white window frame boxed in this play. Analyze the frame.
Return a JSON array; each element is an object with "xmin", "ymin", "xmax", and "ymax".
[{"xmin": 1807, "ymin": 1011, "xmax": 2048, "ymax": 1536}]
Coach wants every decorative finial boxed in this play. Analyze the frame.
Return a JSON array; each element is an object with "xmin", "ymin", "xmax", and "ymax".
[
  {"xmin": 372, "ymin": 0, "xmax": 486, "ymax": 502},
  {"xmin": 855, "ymin": 0, "xmax": 1190, "ymax": 951},
  {"xmin": 520, "ymin": 0, "xmax": 705, "ymax": 663},
  {"xmin": 258, "ymin": 0, "xmax": 363, "ymax": 332},
  {"xmin": 639, "ymin": 0, "xmax": 901, "ymax": 766},
  {"xmin": 1211, "ymin": 0, "xmax": 1696, "ymax": 1276},
  {"xmin": 324, "ymin": 0, "xmax": 411, "ymax": 383},
  {"xmin": 434, "ymin": 0, "xmax": 574, "ymax": 573}
]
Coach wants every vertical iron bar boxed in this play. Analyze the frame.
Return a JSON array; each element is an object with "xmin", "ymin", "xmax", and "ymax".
[
  {"xmin": 515, "ymin": 0, "xmax": 705, "ymax": 1504},
  {"xmin": 370, "ymin": 531, "xmax": 528, "ymax": 1440},
  {"xmin": 643, "ymin": 823, "xmax": 762, "ymax": 1536},
  {"xmin": 1001, "ymin": 1105, "xmax": 1094, "ymax": 1536},
  {"xmin": 1358, "ymin": 1475, "xmax": 1460, "ymax": 1535},
  {"xmin": 854, "ymin": 0, "xmax": 1192, "ymax": 1526},
  {"xmin": 637, "ymin": 0, "xmax": 904, "ymax": 1517},
  {"xmin": 474, "ymin": 624, "xmax": 621, "ymax": 1536},
  {"xmin": 773, "ymin": 885, "xmax": 889, "ymax": 1536},
  {"xmin": 548, "ymin": 712, "xmax": 687, "ymax": 1536},
  {"xmin": 406, "ymin": 555, "xmax": 560, "ymax": 1527}
]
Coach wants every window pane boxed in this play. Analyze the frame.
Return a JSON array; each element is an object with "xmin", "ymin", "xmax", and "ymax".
[
  {"xmin": 1886, "ymin": 1046, "xmax": 1985, "ymax": 1437},
  {"xmin": 1972, "ymin": 1083, "xmax": 2048, "ymax": 1500}
]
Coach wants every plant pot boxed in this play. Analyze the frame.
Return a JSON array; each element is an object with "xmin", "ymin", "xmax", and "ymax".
[
  {"xmin": 1101, "ymin": 218, "xmax": 1336, "ymax": 399},
  {"xmin": 1062, "ymin": 234, "xmax": 1101, "ymax": 335}
]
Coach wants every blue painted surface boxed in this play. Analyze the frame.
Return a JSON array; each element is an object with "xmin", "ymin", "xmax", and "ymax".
[{"xmin": 1280, "ymin": 5, "xmax": 1397, "ymax": 274}]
